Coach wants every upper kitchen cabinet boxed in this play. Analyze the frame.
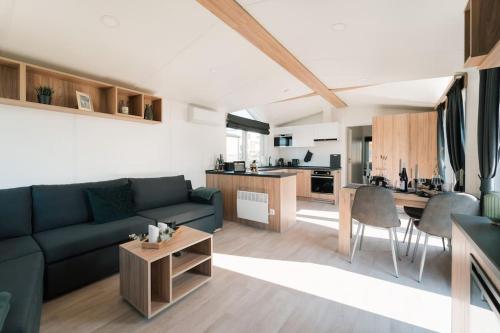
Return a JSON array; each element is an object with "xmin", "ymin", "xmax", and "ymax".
[
  {"xmin": 274, "ymin": 122, "xmax": 339, "ymax": 148},
  {"xmin": 464, "ymin": 0, "xmax": 500, "ymax": 69}
]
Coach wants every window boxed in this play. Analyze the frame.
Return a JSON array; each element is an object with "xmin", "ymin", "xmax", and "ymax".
[
  {"xmin": 225, "ymin": 128, "xmax": 264, "ymax": 164},
  {"xmin": 225, "ymin": 110, "xmax": 265, "ymax": 165},
  {"xmin": 246, "ymin": 131, "xmax": 263, "ymax": 164},
  {"xmin": 226, "ymin": 128, "xmax": 244, "ymax": 162}
]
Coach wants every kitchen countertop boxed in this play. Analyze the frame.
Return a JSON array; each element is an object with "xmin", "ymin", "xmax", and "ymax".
[
  {"xmin": 205, "ymin": 170, "xmax": 296, "ymax": 178},
  {"xmin": 452, "ymin": 214, "xmax": 500, "ymax": 272},
  {"xmin": 259, "ymin": 166, "xmax": 341, "ymax": 171}
]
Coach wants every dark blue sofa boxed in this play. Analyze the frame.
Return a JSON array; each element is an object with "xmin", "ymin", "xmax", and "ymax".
[{"xmin": 0, "ymin": 175, "xmax": 222, "ymax": 333}]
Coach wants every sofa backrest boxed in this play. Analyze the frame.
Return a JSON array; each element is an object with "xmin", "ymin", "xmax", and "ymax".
[
  {"xmin": 0, "ymin": 186, "xmax": 32, "ymax": 240},
  {"xmin": 32, "ymin": 178, "xmax": 129, "ymax": 232},
  {"xmin": 130, "ymin": 175, "xmax": 189, "ymax": 211}
]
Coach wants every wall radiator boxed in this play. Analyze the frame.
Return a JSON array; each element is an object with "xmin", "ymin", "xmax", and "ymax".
[{"xmin": 237, "ymin": 190, "xmax": 269, "ymax": 224}]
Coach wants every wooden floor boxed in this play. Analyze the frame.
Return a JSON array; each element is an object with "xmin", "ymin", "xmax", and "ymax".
[{"xmin": 41, "ymin": 200, "xmax": 451, "ymax": 333}]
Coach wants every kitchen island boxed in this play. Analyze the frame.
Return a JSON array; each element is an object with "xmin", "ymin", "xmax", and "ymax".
[{"xmin": 206, "ymin": 170, "xmax": 296, "ymax": 232}]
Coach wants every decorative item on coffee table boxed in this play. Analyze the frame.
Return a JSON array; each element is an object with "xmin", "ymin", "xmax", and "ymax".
[
  {"xmin": 120, "ymin": 226, "xmax": 213, "ymax": 318},
  {"xmin": 140, "ymin": 223, "xmax": 176, "ymax": 249},
  {"xmin": 35, "ymin": 86, "xmax": 54, "ymax": 105}
]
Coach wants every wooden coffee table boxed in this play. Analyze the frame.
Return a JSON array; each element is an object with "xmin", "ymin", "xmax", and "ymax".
[{"xmin": 119, "ymin": 226, "xmax": 213, "ymax": 318}]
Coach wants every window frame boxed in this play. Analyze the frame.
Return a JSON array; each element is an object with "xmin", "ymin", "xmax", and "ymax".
[{"xmin": 225, "ymin": 128, "xmax": 265, "ymax": 165}]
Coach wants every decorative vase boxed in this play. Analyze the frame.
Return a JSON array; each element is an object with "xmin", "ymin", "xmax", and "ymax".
[
  {"xmin": 144, "ymin": 104, "xmax": 154, "ymax": 120},
  {"xmin": 37, "ymin": 95, "xmax": 51, "ymax": 105}
]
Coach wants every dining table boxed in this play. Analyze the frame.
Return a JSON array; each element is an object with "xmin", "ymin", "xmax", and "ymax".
[{"xmin": 338, "ymin": 184, "xmax": 430, "ymax": 258}]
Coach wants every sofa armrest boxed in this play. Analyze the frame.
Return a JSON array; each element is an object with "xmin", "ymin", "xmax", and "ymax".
[{"xmin": 189, "ymin": 188, "xmax": 223, "ymax": 231}]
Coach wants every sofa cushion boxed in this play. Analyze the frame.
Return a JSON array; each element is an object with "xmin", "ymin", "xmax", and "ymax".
[
  {"xmin": 32, "ymin": 178, "xmax": 129, "ymax": 232},
  {"xmin": 130, "ymin": 176, "xmax": 189, "ymax": 211},
  {"xmin": 0, "ymin": 236, "xmax": 42, "ymax": 263},
  {"xmin": 86, "ymin": 183, "xmax": 135, "ymax": 223},
  {"xmin": 0, "ymin": 252, "xmax": 44, "ymax": 333},
  {"xmin": 0, "ymin": 186, "xmax": 32, "ymax": 240},
  {"xmin": 138, "ymin": 202, "xmax": 214, "ymax": 224},
  {"xmin": 33, "ymin": 215, "xmax": 153, "ymax": 263}
]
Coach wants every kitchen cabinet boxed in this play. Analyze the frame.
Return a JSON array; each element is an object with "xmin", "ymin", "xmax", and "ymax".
[
  {"xmin": 295, "ymin": 170, "xmax": 311, "ymax": 197},
  {"xmin": 372, "ymin": 111, "xmax": 437, "ymax": 183},
  {"xmin": 463, "ymin": 0, "xmax": 500, "ymax": 69},
  {"xmin": 274, "ymin": 122, "xmax": 339, "ymax": 148}
]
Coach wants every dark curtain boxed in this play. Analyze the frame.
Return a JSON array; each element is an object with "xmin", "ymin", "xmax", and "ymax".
[
  {"xmin": 436, "ymin": 102, "xmax": 446, "ymax": 180},
  {"xmin": 478, "ymin": 67, "xmax": 500, "ymax": 209},
  {"xmin": 445, "ymin": 78, "xmax": 466, "ymax": 191},
  {"xmin": 226, "ymin": 113, "xmax": 270, "ymax": 135}
]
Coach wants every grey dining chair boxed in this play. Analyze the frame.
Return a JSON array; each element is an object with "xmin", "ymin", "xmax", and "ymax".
[
  {"xmin": 350, "ymin": 186, "xmax": 401, "ymax": 277},
  {"xmin": 411, "ymin": 192, "xmax": 479, "ymax": 282},
  {"xmin": 403, "ymin": 206, "xmax": 447, "ymax": 256}
]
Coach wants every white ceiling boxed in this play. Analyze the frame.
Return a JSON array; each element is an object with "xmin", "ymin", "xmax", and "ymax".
[
  {"xmin": 0, "ymin": 0, "xmax": 465, "ymax": 120},
  {"xmin": 253, "ymin": 76, "xmax": 453, "ymax": 125}
]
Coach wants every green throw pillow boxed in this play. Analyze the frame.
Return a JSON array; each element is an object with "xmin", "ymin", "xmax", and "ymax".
[
  {"xmin": 0, "ymin": 292, "xmax": 11, "ymax": 332},
  {"xmin": 86, "ymin": 183, "xmax": 135, "ymax": 224}
]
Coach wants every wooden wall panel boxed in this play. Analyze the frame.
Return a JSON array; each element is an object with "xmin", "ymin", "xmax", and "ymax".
[
  {"xmin": 409, "ymin": 112, "xmax": 438, "ymax": 179},
  {"xmin": 0, "ymin": 63, "xmax": 20, "ymax": 100},
  {"xmin": 372, "ymin": 111, "xmax": 437, "ymax": 184}
]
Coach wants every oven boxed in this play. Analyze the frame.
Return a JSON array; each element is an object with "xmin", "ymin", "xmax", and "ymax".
[
  {"xmin": 311, "ymin": 170, "xmax": 334, "ymax": 194},
  {"xmin": 469, "ymin": 255, "xmax": 500, "ymax": 332}
]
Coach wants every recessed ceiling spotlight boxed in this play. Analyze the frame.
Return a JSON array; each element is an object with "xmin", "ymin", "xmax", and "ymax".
[
  {"xmin": 209, "ymin": 68, "xmax": 217, "ymax": 73},
  {"xmin": 331, "ymin": 23, "xmax": 346, "ymax": 31},
  {"xmin": 100, "ymin": 15, "xmax": 120, "ymax": 28}
]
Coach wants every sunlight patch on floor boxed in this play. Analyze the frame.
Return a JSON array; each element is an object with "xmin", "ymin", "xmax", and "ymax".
[
  {"xmin": 296, "ymin": 209, "xmax": 447, "ymax": 248},
  {"xmin": 297, "ymin": 209, "xmax": 339, "ymax": 220},
  {"xmin": 214, "ymin": 253, "xmax": 451, "ymax": 333}
]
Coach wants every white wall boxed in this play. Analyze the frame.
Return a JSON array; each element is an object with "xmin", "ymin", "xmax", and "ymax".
[
  {"xmin": 464, "ymin": 69, "xmax": 480, "ymax": 197},
  {"xmin": 0, "ymin": 100, "xmax": 225, "ymax": 189}
]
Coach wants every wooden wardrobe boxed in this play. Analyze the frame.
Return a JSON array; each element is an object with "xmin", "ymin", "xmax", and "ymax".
[{"xmin": 372, "ymin": 111, "xmax": 438, "ymax": 183}]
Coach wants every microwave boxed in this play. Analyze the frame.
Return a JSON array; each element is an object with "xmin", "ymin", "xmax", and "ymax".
[
  {"xmin": 274, "ymin": 134, "xmax": 293, "ymax": 147},
  {"xmin": 233, "ymin": 161, "xmax": 246, "ymax": 173}
]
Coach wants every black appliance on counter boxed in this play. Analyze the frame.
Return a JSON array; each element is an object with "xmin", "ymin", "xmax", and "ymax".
[
  {"xmin": 223, "ymin": 162, "xmax": 234, "ymax": 172},
  {"xmin": 233, "ymin": 161, "xmax": 246, "ymax": 173},
  {"xmin": 278, "ymin": 158, "xmax": 285, "ymax": 167},
  {"xmin": 469, "ymin": 255, "xmax": 500, "ymax": 331},
  {"xmin": 292, "ymin": 159, "xmax": 300, "ymax": 167},
  {"xmin": 311, "ymin": 170, "xmax": 334, "ymax": 194},
  {"xmin": 330, "ymin": 154, "xmax": 341, "ymax": 169},
  {"xmin": 370, "ymin": 176, "xmax": 388, "ymax": 187},
  {"xmin": 274, "ymin": 134, "xmax": 293, "ymax": 147}
]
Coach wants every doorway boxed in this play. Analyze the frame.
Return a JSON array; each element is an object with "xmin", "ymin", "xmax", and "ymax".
[{"xmin": 347, "ymin": 125, "xmax": 372, "ymax": 184}]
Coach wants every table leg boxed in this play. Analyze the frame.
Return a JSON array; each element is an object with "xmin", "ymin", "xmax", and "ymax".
[{"xmin": 338, "ymin": 188, "xmax": 353, "ymax": 257}]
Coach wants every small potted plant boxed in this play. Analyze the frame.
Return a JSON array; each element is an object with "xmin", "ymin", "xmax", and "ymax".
[{"xmin": 35, "ymin": 86, "xmax": 54, "ymax": 105}]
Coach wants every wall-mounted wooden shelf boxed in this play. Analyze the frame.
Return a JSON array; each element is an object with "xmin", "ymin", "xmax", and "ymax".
[
  {"xmin": 464, "ymin": 0, "xmax": 500, "ymax": 69},
  {"xmin": 0, "ymin": 55, "xmax": 162, "ymax": 124}
]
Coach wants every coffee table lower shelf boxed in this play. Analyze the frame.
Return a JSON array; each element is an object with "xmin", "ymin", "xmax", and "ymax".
[
  {"xmin": 151, "ymin": 271, "xmax": 211, "ymax": 316},
  {"xmin": 119, "ymin": 226, "xmax": 213, "ymax": 319}
]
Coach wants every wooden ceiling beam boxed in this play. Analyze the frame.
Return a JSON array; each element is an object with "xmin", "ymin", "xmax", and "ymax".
[
  {"xmin": 197, "ymin": 0, "xmax": 347, "ymax": 108},
  {"xmin": 271, "ymin": 85, "xmax": 372, "ymax": 104}
]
